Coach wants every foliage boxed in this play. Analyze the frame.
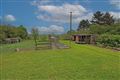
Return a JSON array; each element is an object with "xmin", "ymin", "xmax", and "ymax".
[
  {"xmin": 77, "ymin": 23, "xmax": 120, "ymax": 48},
  {"xmin": 91, "ymin": 11, "xmax": 114, "ymax": 25},
  {"xmin": 89, "ymin": 23, "xmax": 120, "ymax": 35},
  {"xmin": 17, "ymin": 25, "xmax": 28, "ymax": 39},
  {"xmin": 78, "ymin": 19, "xmax": 90, "ymax": 30},
  {"xmin": 31, "ymin": 28, "xmax": 39, "ymax": 47},
  {"xmin": 103, "ymin": 12, "xmax": 114, "ymax": 25},
  {"xmin": 89, "ymin": 24, "xmax": 110, "ymax": 34},
  {"xmin": 31, "ymin": 28, "xmax": 39, "ymax": 40},
  {"xmin": 97, "ymin": 34, "xmax": 120, "ymax": 48},
  {"xmin": 77, "ymin": 11, "xmax": 118, "ymax": 35},
  {"xmin": 109, "ymin": 23, "xmax": 120, "ymax": 34},
  {"xmin": 76, "ymin": 11, "xmax": 120, "ymax": 48},
  {"xmin": 91, "ymin": 11, "xmax": 104, "ymax": 25},
  {"xmin": 0, "ymin": 24, "xmax": 28, "ymax": 41}
]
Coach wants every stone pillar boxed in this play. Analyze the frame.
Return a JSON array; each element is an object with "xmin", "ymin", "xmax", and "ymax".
[
  {"xmin": 76, "ymin": 36, "xmax": 79, "ymax": 43},
  {"xmin": 71, "ymin": 36, "xmax": 74, "ymax": 41},
  {"xmin": 90, "ymin": 35, "xmax": 95, "ymax": 44}
]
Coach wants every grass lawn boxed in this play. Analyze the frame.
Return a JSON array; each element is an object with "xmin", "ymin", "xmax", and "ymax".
[{"xmin": 0, "ymin": 40, "xmax": 120, "ymax": 80}]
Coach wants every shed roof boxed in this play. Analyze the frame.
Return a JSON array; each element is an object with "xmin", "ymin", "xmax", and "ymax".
[{"xmin": 72, "ymin": 34, "xmax": 93, "ymax": 36}]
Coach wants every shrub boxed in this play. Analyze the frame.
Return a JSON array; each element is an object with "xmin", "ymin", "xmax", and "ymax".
[{"xmin": 97, "ymin": 34, "xmax": 120, "ymax": 48}]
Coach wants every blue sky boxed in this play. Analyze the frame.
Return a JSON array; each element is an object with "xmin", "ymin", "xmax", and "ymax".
[{"xmin": 0, "ymin": 0, "xmax": 120, "ymax": 33}]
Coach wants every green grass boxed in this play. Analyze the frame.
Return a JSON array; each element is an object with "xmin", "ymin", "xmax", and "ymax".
[
  {"xmin": 0, "ymin": 40, "xmax": 34, "ymax": 54},
  {"xmin": 0, "ymin": 40, "xmax": 120, "ymax": 80}
]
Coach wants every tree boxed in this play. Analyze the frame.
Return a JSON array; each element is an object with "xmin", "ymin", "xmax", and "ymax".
[
  {"xmin": 0, "ymin": 26, "xmax": 6, "ymax": 41},
  {"xmin": 31, "ymin": 28, "xmax": 39, "ymax": 49},
  {"xmin": 91, "ymin": 11, "xmax": 115, "ymax": 25},
  {"xmin": 103, "ymin": 12, "xmax": 114, "ymax": 25},
  {"xmin": 78, "ymin": 19, "xmax": 90, "ymax": 31},
  {"xmin": 91, "ymin": 11, "xmax": 104, "ymax": 25},
  {"xmin": 0, "ymin": 24, "xmax": 28, "ymax": 41},
  {"xmin": 17, "ymin": 25, "xmax": 28, "ymax": 39}
]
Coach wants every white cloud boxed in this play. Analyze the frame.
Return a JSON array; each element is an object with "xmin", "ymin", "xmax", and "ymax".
[
  {"xmin": 38, "ymin": 25, "xmax": 64, "ymax": 34},
  {"xmin": 110, "ymin": 0, "xmax": 120, "ymax": 9},
  {"xmin": 74, "ymin": 12, "xmax": 93, "ymax": 23},
  {"xmin": 35, "ymin": 3, "xmax": 92, "ymax": 23},
  {"xmin": 37, "ymin": 12, "xmax": 92, "ymax": 23},
  {"xmin": 31, "ymin": 0, "xmax": 50, "ymax": 6},
  {"xmin": 4, "ymin": 14, "xmax": 16, "ymax": 22},
  {"xmin": 110, "ymin": 11, "xmax": 120, "ymax": 19},
  {"xmin": 39, "ymin": 3, "xmax": 87, "ymax": 16},
  {"xmin": 31, "ymin": 0, "xmax": 93, "ymax": 24},
  {"xmin": 37, "ymin": 14, "xmax": 69, "ymax": 23}
]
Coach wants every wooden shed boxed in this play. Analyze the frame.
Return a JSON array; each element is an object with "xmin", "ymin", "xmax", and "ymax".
[{"xmin": 72, "ymin": 34, "xmax": 96, "ymax": 44}]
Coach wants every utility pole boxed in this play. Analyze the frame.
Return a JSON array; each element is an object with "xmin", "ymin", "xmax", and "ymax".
[{"xmin": 70, "ymin": 12, "xmax": 72, "ymax": 48}]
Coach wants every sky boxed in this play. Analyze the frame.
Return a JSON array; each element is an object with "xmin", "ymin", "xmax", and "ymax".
[{"xmin": 0, "ymin": 0, "xmax": 120, "ymax": 34}]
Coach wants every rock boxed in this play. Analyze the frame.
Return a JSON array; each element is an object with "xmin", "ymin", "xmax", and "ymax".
[{"xmin": 15, "ymin": 48, "xmax": 20, "ymax": 52}]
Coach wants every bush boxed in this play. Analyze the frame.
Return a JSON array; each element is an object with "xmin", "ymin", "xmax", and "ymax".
[
  {"xmin": 97, "ymin": 34, "xmax": 120, "ymax": 48},
  {"xmin": 89, "ymin": 23, "xmax": 120, "ymax": 35}
]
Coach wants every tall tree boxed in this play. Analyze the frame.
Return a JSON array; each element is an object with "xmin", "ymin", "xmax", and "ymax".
[
  {"xmin": 91, "ymin": 11, "xmax": 115, "ymax": 25},
  {"xmin": 78, "ymin": 19, "xmax": 90, "ymax": 31},
  {"xmin": 103, "ymin": 12, "xmax": 114, "ymax": 25},
  {"xmin": 31, "ymin": 28, "xmax": 39, "ymax": 49},
  {"xmin": 91, "ymin": 11, "xmax": 104, "ymax": 25}
]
